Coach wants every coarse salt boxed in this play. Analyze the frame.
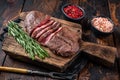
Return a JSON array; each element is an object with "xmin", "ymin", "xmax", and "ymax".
[{"xmin": 91, "ymin": 17, "xmax": 113, "ymax": 32}]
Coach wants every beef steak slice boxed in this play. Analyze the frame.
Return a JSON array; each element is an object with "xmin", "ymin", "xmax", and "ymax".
[{"xmin": 23, "ymin": 11, "xmax": 80, "ymax": 57}]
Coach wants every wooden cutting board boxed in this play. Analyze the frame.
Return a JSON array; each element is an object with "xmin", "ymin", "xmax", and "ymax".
[
  {"xmin": 2, "ymin": 11, "xmax": 117, "ymax": 72},
  {"xmin": 2, "ymin": 12, "xmax": 82, "ymax": 72}
]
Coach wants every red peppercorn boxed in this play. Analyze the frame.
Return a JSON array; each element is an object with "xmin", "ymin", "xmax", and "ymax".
[{"xmin": 63, "ymin": 5, "xmax": 83, "ymax": 19}]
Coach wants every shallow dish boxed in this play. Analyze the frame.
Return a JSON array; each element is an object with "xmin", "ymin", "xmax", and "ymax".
[
  {"xmin": 61, "ymin": 3, "xmax": 85, "ymax": 21},
  {"xmin": 90, "ymin": 16, "xmax": 114, "ymax": 35}
]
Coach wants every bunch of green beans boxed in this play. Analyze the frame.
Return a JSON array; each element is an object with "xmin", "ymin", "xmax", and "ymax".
[{"xmin": 8, "ymin": 21, "xmax": 49, "ymax": 60}]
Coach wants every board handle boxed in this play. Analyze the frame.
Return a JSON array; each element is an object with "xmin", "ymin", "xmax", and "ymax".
[{"xmin": 81, "ymin": 41, "xmax": 117, "ymax": 67}]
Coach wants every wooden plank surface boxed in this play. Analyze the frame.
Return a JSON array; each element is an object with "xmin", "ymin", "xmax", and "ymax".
[
  {"xmin": 0, "ymin": 0, "xmax": 24, "ymax": 64},
  {"xmin": 23, "ymin": 0, "xmax": 59, "ymax": 16},
  {"xmin": 0, "ymin": 0, "xmax": 119, "ymax": 80},
  {"xmin": 108, "ymin": 0, "xmax": 120, "ymax": 73},
  {"xmin": 0, "ymin": 0, "xmax": 24, "ymax": 80},
  {"xmin": 2, "ymin": 10, "xmax": 117, "ymax": 72},
  {"xmin": 77, "ymin": 0, "xmax": 119, "ymax": 80},
  {"xmin": 2, "ymin": 14, "xmax": 82, "ymax": 72}
]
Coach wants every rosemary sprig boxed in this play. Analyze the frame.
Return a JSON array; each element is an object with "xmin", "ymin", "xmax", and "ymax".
[{"xmin": 8, "ymin": 21, "xmax": 49, "ymax": 60}]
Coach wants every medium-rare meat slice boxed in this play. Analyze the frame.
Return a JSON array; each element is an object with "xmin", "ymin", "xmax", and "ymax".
[
  {"xmin": 37, "ymin": 22, "xmax": 61, "ymax": 42},
  {"xmin": 35, "ymin": 20, "xmax": 55, "ymax": 38},
  {"xmin": 30, "ymin": 15, "xmax": 50, "ymax": 36},
  {"xmin": 31, "ymin": 19, "xmax": 54, "ymax": 38},
  {"xmin": 40, "ymin": 27, "xmax": 63, "ymax": 45},
  {"xmin": 24, "ymin": 11, "xmax": 49, "ymax": 34},
  {"xmin": 24, "ymin": 11, "xmax": 80, "ymax": 57}
]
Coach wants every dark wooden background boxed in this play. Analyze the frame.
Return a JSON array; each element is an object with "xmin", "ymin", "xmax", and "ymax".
[{"xmin": 0, "ymin": 0, "xmax": 120, "ymax": 80}]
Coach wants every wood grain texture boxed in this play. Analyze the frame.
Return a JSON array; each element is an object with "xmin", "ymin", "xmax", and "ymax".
[
  {"xmin": 0, "ymin": 0, "xmax": 119, "ymax": 80},
  {"xmin": 81, "ymin": 41, "xmax": 116, "ymax": 67},
  {"xmin": 79, "ymin": 0, "xmax": 114, "ymax": 46},
  {"xmin": 108, "ymin": 0, "xmax": 120, "ymax": 27},
  {"xmin": 0, "ymin": 0, "xmax": 24, "ymax": 25},
  {"xmin": 113, "ymin": 27, "xmax": 120, "ymax": 73},
  {"xmin": 23, "ymin": 0, "xmax": 59, "ymax": 16},
  {"xmin": 78, "ymin": 0, "xmax": 119, "ymax": 80},
  {"xmin": 1, "ymin": 56, "xmax": 47, "ymax": 80},
  {"xmin": 78, "ymin": 62, "xmax": 119, "ymax": 80},
  {"xmin": 0, "ymin": 51, "xmax": 6, "ymax": 66},
  {"xmin": 2, "ymin": 11, "xmax": 82, "ymax": 72},
  {"xmin": 0, "ymin": 0, "xmax": 25, "ymax": 79},
  {"xmin": 108, "ymin": 0, "xmax": 120, "ymax": 73}
]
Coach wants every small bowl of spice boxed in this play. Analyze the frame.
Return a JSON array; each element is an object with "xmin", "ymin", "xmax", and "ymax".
[
  {"xmin": 62, "ymin": 4, "xmax": 85, "ymax": 21},
  {"xmin": 91, "ymin": 16, "xmax": 114, "ymax": 35}
]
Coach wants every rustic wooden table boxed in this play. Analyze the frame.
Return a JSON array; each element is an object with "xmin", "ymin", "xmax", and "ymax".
[{"xmin": 0, "ymin": 0, "xmax": 120, "ymax": 80}]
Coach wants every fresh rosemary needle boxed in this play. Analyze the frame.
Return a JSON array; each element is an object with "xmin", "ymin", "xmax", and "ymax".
[{"xmin": 8, "ymin": 21, "xmax": 49, "ymax": 60}]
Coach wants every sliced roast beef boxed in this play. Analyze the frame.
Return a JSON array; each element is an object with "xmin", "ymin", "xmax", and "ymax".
[
  {"xmin": 35, "ymin": 20, "xmax": 55, "ymax": 38},
  {"xmin": 24, "ymin": 11, "xmax": 80, "ymax": 57},
  {"xmin": 40, "ymin": 27, "xmax": 63, "ymax": 45},
  {"xmin": 37, "ymin": 22, "xmax": 61, "ymax": 42},
  {"xmin": 24, "ymin": 11, "xmax": 50, "ymax": 34},
  {"xmin": 30, "ymin": 15, "xmax": 50, "ymax": 36},
  {"xmin": 31, "ymin": 20, "xmax": 54, "ymax": 38},
  {"xmin": 41, "ymin": 27, "xmax": 80, "ymax": 57}
]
